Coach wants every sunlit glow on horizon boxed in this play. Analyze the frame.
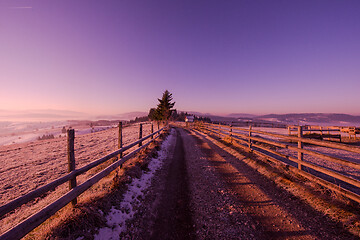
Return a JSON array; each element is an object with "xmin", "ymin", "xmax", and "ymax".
[{"xmin": 1, "ymin": 1, "xmax": 359, "ymax": 117}]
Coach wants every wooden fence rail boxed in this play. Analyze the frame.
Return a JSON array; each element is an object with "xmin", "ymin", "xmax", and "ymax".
[
  {"xmin": 288, "ymin": 125, "xmax": 360, "ymax": 141},
  {"xmin": 0, "ymin": 122, "xmax": 165, "ymax": 240},
  {"xmin": 197, "ymin": 122, "xmax": 360, "ymax": 204}
]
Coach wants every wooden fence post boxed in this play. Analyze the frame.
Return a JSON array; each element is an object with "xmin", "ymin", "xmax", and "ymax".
[
  {"xmin": 320, "ymin": 126, "xmax": 323, "ymax": 139},
  {"xmin": 151, "ymin": 123, "xmax": 154, "ymax": 139},
  {"xmin": 349, "ymin": 128, "xmax": 351, "ymax": 140},
  {"xmin": 298, "ymin": 126, "xmax": 303, "ymax": 170},
  {"xmin": 118, "ymin": 122, "xmax": 123, "ymax": 159},
  {"xmin": 230, "ymin": 124, "xmax": 233, "ymax": 144},
  {"xmin": 67, "ymin": 129, "xmax": 77, "ymax": 206},
  {"xmin": 218, "ymin": 122, "xmax": 221, "ymax": 138},
  {"xmin": 249, "ymin": 125, "xmax": 252, "ymax": 151},
  {"xmin": 139, "ymin": 123, "xmax": 143, "ymax": 147}
]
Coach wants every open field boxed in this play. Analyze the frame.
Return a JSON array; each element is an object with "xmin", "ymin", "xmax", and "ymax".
[
  {"xmin": 0, "ymin": 121, "xmax": 67, "ymax": 146},
  {"xmin": 0, "ymin": 122, "xmax": 154, "ymax": 235},
  {"xmin": 0, "ymin": 120, "xmax": 120, "ymax": 146}
]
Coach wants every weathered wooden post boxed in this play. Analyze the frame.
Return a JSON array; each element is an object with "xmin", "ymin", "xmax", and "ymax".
[
  {"xmin": 151, "ymin": 123, "xmax": 154, "ymax": 139},
  {"xmin": 230, "ymin": 124, "xmax": 233, "ymax": 144},
  {"xmin": 298, "ymin": 126, "xmax": 303, "ymax": 170},
  {"xmin": 67, "ymin": 129, "xmax": 77, "ymax": 206},
  {"xmin": 118, "ymin": 122, "xmax": 123, "ymax": 158},
  {"xmin": 320, "ymin": 126, "xmax": 323, "ymax": 139},
  {"xmin": 218, "ymin": 122, "xmax": 221, "ymax": 138},
  {"xmin": 139, "ymin": 123, "xmax": 143, "ymax": 147},
  {"xmin": 349, "ymin": 128, "xmax": 351, "ymax": 140},
  {"xmin": 248, "ymin": 125, "xmax": 252, "ymax": 151},
  {"xmin": 352, "ymin": 127, "xmax": 355, "ymax": 140}
]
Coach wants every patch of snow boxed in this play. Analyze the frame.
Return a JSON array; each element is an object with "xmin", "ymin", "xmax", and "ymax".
[{"xmin": 94, "ymin": 128, "xmax": 176, "ymax": 240}]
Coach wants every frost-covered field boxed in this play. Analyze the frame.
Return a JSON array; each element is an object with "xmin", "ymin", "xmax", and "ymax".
[
  {"xmin": 0, "ymin": 121, "xmax": 67, "ymax": 146},
  {"xmin": 232, "ymin": 126, "xmax": 360, "ymax": 182},
  {"xmin": 0, "ymin": 121, "xmax": 119, "ymax": 146},
  {"xmin": 0, "ymin": 122, "xmax": 154, "ymax": 234}
]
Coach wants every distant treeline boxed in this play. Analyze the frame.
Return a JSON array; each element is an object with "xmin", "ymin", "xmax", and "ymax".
[
  {"xmin": 171, "ymin": 111, "xmax": 211, "ymax": 122},
  {"xmin": 129, "ymin": 116, "xmax": 149, "ymax": 123},
  {"xmin": 193, "ymin": 115, "xmax": 211, "ymax": 123},
  {"xmin": 129, "ymin": 111, "xmax": 212, "ymax": 123}
]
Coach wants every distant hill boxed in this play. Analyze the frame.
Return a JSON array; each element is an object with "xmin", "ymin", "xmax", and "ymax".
[
  {"xmin": 0, "ymin": 109, "xmax": 88, "ymax": 121},
  {"xmin": 95, "ymin": 111, "xmax": 148, "ymax": 121},
  {"xmin": 256, "ymin": 113, "xmax": 360, "ymax": 126},
  {"xmin": 185, "ymin": 111, "xmax": 237, "ymax": 122},
  {"xmin": 2, "ymin": 109, "xmax": 359, "ymax": 127},
  {"xmin": 0, "ymin": 110, "xmax": 149, "ymax": 122},
  {"xmin": 226, "ymin": 113, "xmax": 257, "ymax": 119},
  {"xmin": 182, "ymin": 111, "xmax": 360, "ymax": 126}
]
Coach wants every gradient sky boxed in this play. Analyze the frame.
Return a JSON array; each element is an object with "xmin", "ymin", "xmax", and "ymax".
[{"xmin": 1, "ymin": 0, "xmax": 360, "ymax": 116}]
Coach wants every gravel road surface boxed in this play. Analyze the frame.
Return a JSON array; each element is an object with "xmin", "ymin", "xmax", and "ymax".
[{"xmin": 120, "ymin": 127, "xmax": 358, "ymax": 239}]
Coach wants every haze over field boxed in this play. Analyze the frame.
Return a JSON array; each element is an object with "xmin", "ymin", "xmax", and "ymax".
[{"xmin": 1, "ymin": 1, "xmax": 360, "ymax": 116}]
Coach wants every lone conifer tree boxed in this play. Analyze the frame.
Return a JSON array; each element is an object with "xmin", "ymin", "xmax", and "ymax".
[{"xmin": 155, "ymin": 90, "xmax": 175, "ymax": 120}]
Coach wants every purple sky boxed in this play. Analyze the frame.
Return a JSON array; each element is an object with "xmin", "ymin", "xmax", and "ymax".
[{"xmin": 1, "ymin": 0, "xmax": 360, "ymax": 116}]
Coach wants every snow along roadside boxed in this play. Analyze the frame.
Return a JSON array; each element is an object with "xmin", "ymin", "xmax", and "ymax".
[{"xmin": 93, "ymin": 128, "xmax": 176, "ymax": 240}]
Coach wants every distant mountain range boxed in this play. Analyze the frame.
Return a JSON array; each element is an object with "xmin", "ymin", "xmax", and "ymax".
[
  {"xmin": 256, "ymin": 113, "xmax": 360, "ymax": 125},
  {"xmin": 188, "ymin": 112, "xmax": 360, "ymax": 126},
  {"xmin": 0, "ymin": 109, "xmax": 88, "ymax": 121},
  {"xmin": 0, "ymin": 109, "xmax": 149, "ymax": 122},
  {"xmin": 94, "ymin": 111, "xmax": 148, "ymax": 121},
  {"xmin": 1, "ymin": 109, "xmax": 359, "ymax": 126},
  {"xmin": 226, "ymin": 113, "xmax": 258, "ymax": 119},
  {"xmin": 186, "ymin": 112, "xmax": 257, "ymax": 121}
]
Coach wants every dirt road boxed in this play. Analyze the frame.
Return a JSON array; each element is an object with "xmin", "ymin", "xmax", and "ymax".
[{"xmin": 121, "ymin": 127, "xmax": 358, "ymax": 239}]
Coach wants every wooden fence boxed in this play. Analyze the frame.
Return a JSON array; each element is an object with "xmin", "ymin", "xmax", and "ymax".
[
  {"xmin": 341, "ymin": 126, "xmax": 360, "ymax": 140},
  {"xmin": 194, "ymin": 122, "xmax": 360, "ymax": 204},
  {"xmin": 288, "ymin": 125, "xmax": 360, "ymax": 141},
  {"xmin": 0, "ymin": 122, "xmax": 167, "ymax": 240}
]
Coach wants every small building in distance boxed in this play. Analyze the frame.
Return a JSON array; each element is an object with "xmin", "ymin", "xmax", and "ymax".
[{"xmin": 185, "ymin": 116, "xmax": 194, "ymax": 122}]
